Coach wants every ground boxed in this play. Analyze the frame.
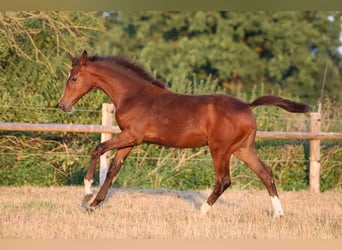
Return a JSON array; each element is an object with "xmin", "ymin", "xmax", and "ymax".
[{"xmin": 0, "ymin": 186, "xmax": 341, "ymax": 239}]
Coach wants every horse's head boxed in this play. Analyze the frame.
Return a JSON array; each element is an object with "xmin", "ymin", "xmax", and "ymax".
[{"xmin": 58, "ymin": 50, "xmax": 94, "ymax": 112}]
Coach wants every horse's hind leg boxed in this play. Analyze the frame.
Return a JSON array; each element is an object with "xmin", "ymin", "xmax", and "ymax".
[
  {"xmin": 233, "ymin": 147, "xmax": 284, "ymax": 218},
  {"xmin": 200, "ymin": 148, "xmax": 232, "ymax": 216}
]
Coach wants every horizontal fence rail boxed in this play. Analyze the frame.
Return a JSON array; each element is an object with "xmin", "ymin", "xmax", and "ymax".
[
  {"xmin": 1, "ymin": 103, "xmax": 341, "ymax": 193},
  {"xmin": 256, "ymin": 131, "xmax": 342, "ymax": 140},
  {"xmin": 1, "ymin": 122, "xmax": 342, "ymax": 140},
  {"xmin": 0, "ymin": 122, "xmax": 121, "ymax": 134}
]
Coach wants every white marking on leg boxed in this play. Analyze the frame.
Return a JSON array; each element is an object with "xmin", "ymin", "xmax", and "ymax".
[
  {"xmin": 270, "ymin": 196, "xmax": 284, "ymax": 218},
  {"xmin": 84, "ymin": 179, "xmax": 93, "ymax": 195},
  {"xmin": 200, "ymin": 202, "xmax": 212, "ymax": 217}
]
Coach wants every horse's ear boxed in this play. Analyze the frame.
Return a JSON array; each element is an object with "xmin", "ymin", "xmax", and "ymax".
[
  {"xmin": 68, "ymin": 52, "xmax": 75, "ymax": 62},
  {"xmin": 80, "ymin": 50, "xmax": 88, "ymax": 65}
]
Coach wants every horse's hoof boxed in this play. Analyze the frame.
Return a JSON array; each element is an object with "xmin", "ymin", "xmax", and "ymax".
[
  {"xmin": 85, "ymin": 206, "xmax": 95, "ymax": 214},
  {"xmin": 273, "ymin": 213, "xmax": 284, "ymax": 219}
]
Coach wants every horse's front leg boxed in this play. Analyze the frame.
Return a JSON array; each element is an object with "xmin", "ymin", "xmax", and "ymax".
[
  {"xmin": 86, "ymin": 147, "xmax": 133, "ymax": 212},
  {"xmin": 83, "ymin": 141, "xmax": 109, "ymax": 202},
  {"xmin": 83, "ymin": 130, "xmax": 140, "ymax": 206}
]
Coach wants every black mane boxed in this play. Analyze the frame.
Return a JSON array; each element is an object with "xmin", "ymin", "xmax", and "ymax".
[{"xmin": 86, "ymin": 55, "xmax": 166, "ymax": 89}]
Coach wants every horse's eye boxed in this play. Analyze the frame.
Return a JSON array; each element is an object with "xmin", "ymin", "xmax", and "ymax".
[{"xmin": 71, "ymin": 76, "xmax": 77, "ymax": 82}]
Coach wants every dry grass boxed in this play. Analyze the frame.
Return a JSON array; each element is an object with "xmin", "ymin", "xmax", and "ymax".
[{"xmin": 0, "ymin": 186, "xmax": 341, "ymax": 239}]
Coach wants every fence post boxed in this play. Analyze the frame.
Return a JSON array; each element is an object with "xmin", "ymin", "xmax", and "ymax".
[
  {"xmin": 99, "ymin": 103, "xmax": 115, "ymax": 186},
  {"xmin": 309, "ymin": 112, "xmax": 321, "ymax": 193}
]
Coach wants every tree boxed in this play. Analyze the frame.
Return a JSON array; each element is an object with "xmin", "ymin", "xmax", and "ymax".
[
  {"xmin": 0, "ymin": 11, "xmax": 105, "ymax": 186},
  {"xmin": 0, "ymin": 11, "xmax": 105, "ymax": 122},
  {"xmin": 93, "ymin": 11, "xmax": 342, "ymax": 103}
]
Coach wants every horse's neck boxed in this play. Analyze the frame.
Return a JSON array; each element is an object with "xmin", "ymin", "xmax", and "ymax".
[{"xmin": 88, "ymin": 64, "xmax": 163, "ymax": 108}]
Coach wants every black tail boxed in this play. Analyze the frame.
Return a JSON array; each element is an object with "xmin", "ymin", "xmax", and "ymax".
[{"xmin": 249, "ymin": 95, "xmax": 310, "ymax": 113}]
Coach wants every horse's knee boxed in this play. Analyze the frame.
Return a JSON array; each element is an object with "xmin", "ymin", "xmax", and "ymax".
[{"xmin": 91, "ymin": 143, "xmax": 105, "ymax": 158}]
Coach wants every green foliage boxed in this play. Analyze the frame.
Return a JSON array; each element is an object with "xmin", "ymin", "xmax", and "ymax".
[
  {"xmin": 94, "ymin": 11, "xmax": 342, "ymax": 103},
  {"xmin": 0, "ymin": 11, "xmax": 105, "ymax": 123},
  {"xmin": 0, "ymin": 11, "xmax": 106, "ymax": 186},
  {"xmin": 115, "ymin": 146, "xmax": 214, "ymax": 190},
  {"xmin": 0, "ymin": 11, "xmax": 341, "ymax": 192},
  {"xmin": 0, "ymin": 133, "xmax": 98, "ymax": 186}
]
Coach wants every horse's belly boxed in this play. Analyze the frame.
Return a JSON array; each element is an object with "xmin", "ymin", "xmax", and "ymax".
[{"xmin": 143, "ymin": 130, "xmax": 207, "ymax": 148}]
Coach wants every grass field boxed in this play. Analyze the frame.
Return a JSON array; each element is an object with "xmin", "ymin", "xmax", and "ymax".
[{"xmin": 0, "ymin": 186, "xmax": 341, "ymax": 239}]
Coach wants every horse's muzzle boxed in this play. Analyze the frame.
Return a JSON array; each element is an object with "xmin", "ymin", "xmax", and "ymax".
[{"xmin": 57, "ymin": 102, "xmax": 72, "ymax": 112}]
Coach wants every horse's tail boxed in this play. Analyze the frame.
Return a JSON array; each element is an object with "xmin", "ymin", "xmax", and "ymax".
[{"xmin": 249, "ymin": 95, "xmax": 310, "ymax": 113}]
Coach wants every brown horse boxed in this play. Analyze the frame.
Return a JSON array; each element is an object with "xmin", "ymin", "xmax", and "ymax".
[{"xmin": 58, "ymin": 50, "xmax": 310, "ymax": 217}]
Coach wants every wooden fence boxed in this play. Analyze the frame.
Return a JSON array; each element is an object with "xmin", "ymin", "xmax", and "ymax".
[{"xmin": 1, "ymin": 103, "xmax": 342, "ymax": 192}]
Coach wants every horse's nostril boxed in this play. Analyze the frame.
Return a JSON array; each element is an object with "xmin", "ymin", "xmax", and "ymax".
[{"xmin": 58, "ymin": 103, "xmax": 64, "ymax": 110}]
